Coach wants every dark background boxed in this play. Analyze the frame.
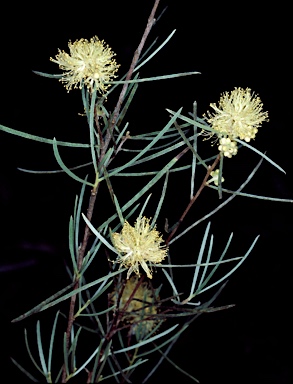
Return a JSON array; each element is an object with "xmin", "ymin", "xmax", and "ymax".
[{"xmin": 1, "ymin": 1, "xmax": 292, "ymax": 383}]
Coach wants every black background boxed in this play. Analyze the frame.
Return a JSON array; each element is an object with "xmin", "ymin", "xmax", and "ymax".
[{"xmin": 1, "ymin": 1, "xmax": 292, "ymax": 383}]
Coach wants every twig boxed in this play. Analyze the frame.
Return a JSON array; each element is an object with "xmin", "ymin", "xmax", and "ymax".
[
  {"xmin": 166, "ymin": 154, "xmax": 220, "ymax": 245},
  {"xmin": 62, "ymin": 183, "xmax": 99, "ymax": 383},
  {"xmin": 102, "ymin": 0, "xmax": 161, "ymax": 158},
  {"xmin": 61, "ymin": 1, "xmax": 162, "ymax": 381}
]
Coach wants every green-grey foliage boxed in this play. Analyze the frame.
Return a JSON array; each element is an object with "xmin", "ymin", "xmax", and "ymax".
[{"xmin": 2, "ymin": 2, "xmax": 292, "ymax": 383}]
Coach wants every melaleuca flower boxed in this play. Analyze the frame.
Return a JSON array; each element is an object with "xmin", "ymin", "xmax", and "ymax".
[
  {"xmin": 218, "ymin": 137, "xmax": 238, "ymax": 158},
  {"xmin": 110, "ymin": 276, "xmax": 160, "ymax": 337},
  {"xmin": 50, "ymin": 36, "xmax": 120, "ymax": 94},
  {"xmin": 112, "ymin": 217, "xmax": 168, "ymax": 279},
  {"xmin": 204, "ymin": 87, "xmax": 269, "ymax": 157},
  {"xmin": 207, "ymin": 169, "xmax": 224, "ymax": 186}
]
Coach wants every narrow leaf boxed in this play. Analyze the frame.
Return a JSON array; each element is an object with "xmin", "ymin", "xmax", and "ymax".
[
  {"xmin": 36, "ymin": 320, "xmax": 48, "ymax": 375},
  {"xmin": 0, "ymin": 123, "xmax": 89, "ymax": 147},
  {"xmin": 48, "ymin": 311, "xmax": 60, "ymax": 373},
  {"xmin": 110, "ymin": 71, "xmax": 200, "ymax": 84},
  {"xmin": 52, "ymin": 138, "xmax": 94, "ymax": 186},
  {"xmin": 236, "ymin": 139, "xmax": 286, "ymax": 173},
  {"xmin": 11, "ymin": 358, "xmax": 39, "ymax": 382}
]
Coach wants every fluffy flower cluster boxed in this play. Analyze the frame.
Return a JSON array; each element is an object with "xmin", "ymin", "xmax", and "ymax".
[
  {"xmin": 112, "ymin": 217, "xmax": 168, "ymax": 279},
  {"xmin": 205, "ymin": 87, "xmax": 269, "ymax": 157},
  {"xmin": 50, "ymin": 36, "xmax": 120, "ymax": 94},
  {"xmin": 110, "ymin": 276, "xmax": 159, "ymax": 337}
]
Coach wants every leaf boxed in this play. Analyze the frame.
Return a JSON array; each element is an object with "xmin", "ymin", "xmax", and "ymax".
[
  {"xmin": 0, "ymin": 123, "xmax": 89, "ymax": 147},
  {"xmin": 12, "ymin": 270, "xmax": 124, "ymax": 322},
  {"xmin": 133, "ymin": 30, "xmax": 177, "ymax": 73},
  {"xmin": 169, "ymin": 157, "xmax": 264, "ymax": 244},
  {"xmin": 48, "ymin": 311, "xmax": 60, "ymax": 373},
  {"xmin": 10, "ymin": 358, "xmax": 39, "ymax": 382},
  {"xmin": 114, "ymin": 324, "xmax": 179, "ymax": 354},
  {"xmin": 236, "ymin": 139, "xmax": 286, "ymax": 173},
  {"xmin": 110, "ymin": 71, "xmax": 200, "ymax": 85},
  {"xmin": 36, "ymin": 321, "xmax": 48, "ymax": 375},
  {"xmin": 32, "ymin": 70, "xmax": 63, "ymax": 78},
  {"xmin": 82, "ymin": 213, "xmax": 118, "ymax": 253},
  {"xmin": 52, "ymin": 138, "xmax": 94, "ymax": 186},
  {"xmin": 189, "ymin": 222, "xmax": 211, "ymax": 299}
]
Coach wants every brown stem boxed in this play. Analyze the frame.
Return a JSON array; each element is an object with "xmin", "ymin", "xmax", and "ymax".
[
  {"xmin": 61, "ymin": 183, "xmax": 99, "ymax": 383},
  {"xmin": 61, "ymin": 2, "xmax": 162, "ymax": 381},
  {"xmin": 95, "ymin": 112, "xmax": 105, "ymax": 152},
  {"xmin": 102, "ymin": 0, "xmax": 161, "ymax": 157},
  {"xmin": 166, "ymin": 154, "xmax": 221, "ymax": 245}
]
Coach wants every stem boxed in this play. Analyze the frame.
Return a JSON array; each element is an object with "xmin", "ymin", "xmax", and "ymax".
[
  {"xmin": 102, "ymin": 0, "xmax": 161, "ymax": 157},
  {"xmin": 89, "ymin": 90, "xmax": 98, "ymax": 173},
  {"xmin": 166, "ymin": 154, "xmax": 220, "ymax": 245},
  {"xmin": 61, "ymin": 2, "xmax": 162, "ymax": 381},
  {"xmin": 61, "ymin": 178, "xmax": 99, "ymax": 383}
]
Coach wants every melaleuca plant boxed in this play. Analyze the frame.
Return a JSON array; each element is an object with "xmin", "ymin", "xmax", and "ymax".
[{"xmin": 1, "ymin": 1, "xmax": 291, "ymax": 383}]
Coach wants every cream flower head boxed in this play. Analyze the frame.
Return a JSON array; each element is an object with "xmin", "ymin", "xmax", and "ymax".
[
  {"xmin": 50, "ymin": 36, "xmax": 120, "ymax": 94},
  {"xmin": 204, "ymin": 87, "xmax": 269, "ymax": 157},
  {"xmin": 112, "ymin": 217, "xmax": 168, "ymax": 279}
]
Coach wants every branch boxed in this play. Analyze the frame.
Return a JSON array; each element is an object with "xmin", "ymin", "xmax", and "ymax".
[
  {"xmin": 166, "ymin": 154, "xmax": 221, "ymax": 245},
  {"xmin": 102, "ymin": 0, "xmax": 161, "ymax": 157},
  {"xmin": 61, "ymin": 1, "xmax": 162, "ymax": 381}
]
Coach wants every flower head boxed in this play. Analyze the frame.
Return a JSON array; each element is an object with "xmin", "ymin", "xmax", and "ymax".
[
  {"xmin": 218, "ymin": 137, "xmax": 238, "ymax": 158},
  {"xmin": 110, "ymin": 276, "xmax": 160, "ymax": 338},
  {"xmin": 208, "ymin": 169, "xmax": 224, "ymax": 186},
  {"xmin": 50, "ymin": 36, "xmax": 120, "ymax": 94},
  {"xmin": 112, "ymin": 217, "xmax": 168, "ymax": 279},
  {"xmin": 204, "ymin": 87, "xmax": 269, "ymax": 157}
]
